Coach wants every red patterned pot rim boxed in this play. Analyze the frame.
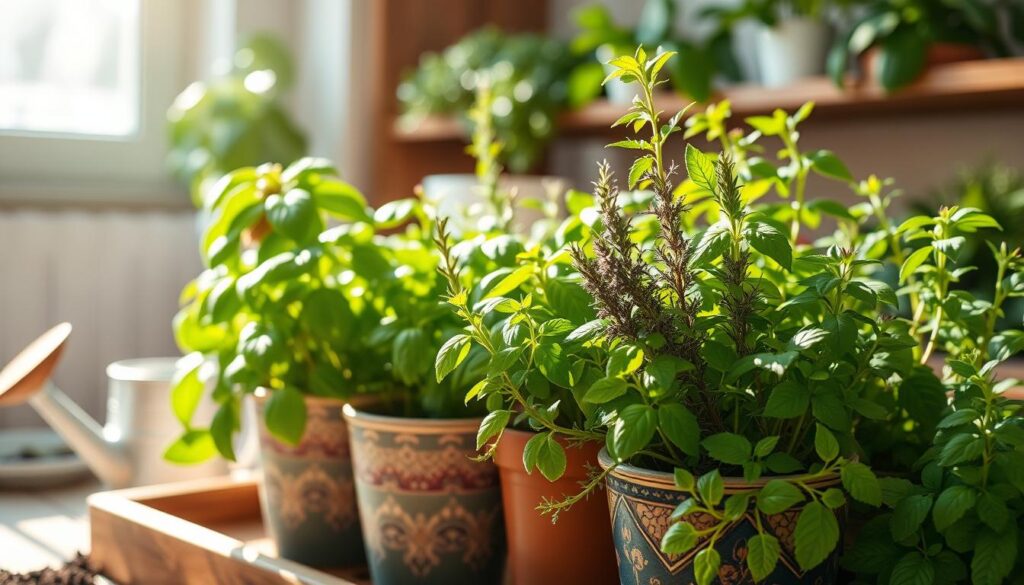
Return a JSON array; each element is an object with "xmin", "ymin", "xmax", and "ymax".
[
  {"xmin": 598, "ymin": 447, "xmax": 840, "ymax": 493},
  {"xmin": 342, "ymin": 404, "xmax": 483, "ymax": 434}
]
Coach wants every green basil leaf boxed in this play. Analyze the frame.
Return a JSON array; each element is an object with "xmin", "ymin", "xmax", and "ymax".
[
  {"xmin": 610, "ymin": 404, "xmax": 657, "ymax": 461},
  {"xmin": 933, "ymin": 485, "xmax": 977, "ymax": 532},
  {"xmin": 264, "ymin": 386, "xmax": 307, "ymax": 446},
  {"xmin": 814, "ymin": 424, "xmax": 839, "ymax": 463},
  {"xmin": 265, "ymin": 188, "xmax": 322, "ymax": 243},
  {"xmin": 889, "ymin": 552, "xmax": 934, "ymax": 585},
  {"xmin": 795, "ymin": 501, "xmax": 839, "ymax": 571},
  {"xmin": 697, "ymin": 470, "xmax": 724, "ymax": 506},
  {"xmin": 702, "ymin": 432, "xmax": 752, "ymax": 465},
  {"xmin": 694, "ymin": 547, "xmax": 721, "ymax": 585},
  {"xmin": 661, "ymin": 521, "xmax": 699, "ymax": 555},
  {"xmin": 583, "ymin": 377, "xmax": 628, "ymax": 404},
  {"xmin": 747, "ymin": 533, "xmax": 781, "ymax": 581},
  {"xmin": 163, "ymin": 430, "xmax": 217, "ymax": 464},
  {"xmin": 757, "ymin": 479, "xmax": 804, "ymax": 514},
  {"xmin": 685, "ymin": 144, "xmax": 716, "ymax": 193},
  {"xmin": 890, "ymin": 494, "xmax": 933, "ymax": 542},
  {"xmin": 658, "ymin": 403, "xmax": 700, "ymax": 457},
  {"xmin": 435, "ymin": 334, "xmax": 472, "ymax": 382},
  {"xmin": 477, "ymin": 410, "xmax": 510, "ymax": 449},
  {"xmin": 841, "ymin": 461, "xmax": 882, "ymax": 506},
  {"xmin": 764, "ymin": 380, "xmax": 809, "ymax": 419}
]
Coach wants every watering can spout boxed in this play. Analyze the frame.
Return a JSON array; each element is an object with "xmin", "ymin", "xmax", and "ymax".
[
  {"xmin": 30, "ymin": 382, "xmax": 133, "ymax": 487},
  {"xmin": 0, "ymin": 323, "xmax": 132, "ymax": 488}
]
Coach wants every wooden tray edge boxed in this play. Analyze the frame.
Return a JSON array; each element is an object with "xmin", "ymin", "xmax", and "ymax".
[{"xmin": 88, "ymin": 477, "xmax": 358, "ymax": 585}]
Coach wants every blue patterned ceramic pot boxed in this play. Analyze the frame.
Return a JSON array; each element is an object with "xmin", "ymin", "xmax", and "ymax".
[
  {"xmin": 257, "ymin": 393, "xmax": 365, "ymax": 567},
  {"xmin": 599, "ymin": 449, "xmax": 843, "ymax": 585},
  {"xmin": 343, "ymin": 406, "xmax": 505, "ymax": 585}
]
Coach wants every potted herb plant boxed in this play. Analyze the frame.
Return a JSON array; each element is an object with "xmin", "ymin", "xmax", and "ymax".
[
  {"xmin": 704, "ymin": 0, "xmax": 839, "ymax": 87},
  {"xmin": 170, "ymin": 157, "xmax": 510, "ymax": 577},
  {"xmin": 571, "ymin": 0, "xmax": 735, "ymax": 104},
  {"xmin": 339, "ymin": 201, "xmax": 516, "ymax": 584},
  {"xmin": 828, "ymin": 0, "xmax": 1019, "ymax": 92},
  {"xmin": 167, "ymin": 34, "xmax": 307, "ymax": 207},
  {"xmin": 487, "ymin": 48, "xmax": 904, "ymax": 585},
  {"xmin": 434, "ymin": 183, "xmax": 630, "ymax": 584},
  {"xmin": 170, "ymin": 158, "xmax": 382, "ymax": 567},
  {"xmin": 397, "ymin": 27, "xmax": 574, "ymax": 174},
  {"xmin": 844, "ymin": 209, "xmax": 1024, "ymax": 584}
]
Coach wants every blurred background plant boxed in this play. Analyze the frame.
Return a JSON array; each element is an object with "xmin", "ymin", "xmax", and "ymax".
[
  {"xmin": 829, "ymin": 0, "xmax": 1024, "ymax": 91},
  {"xmin": 397, "ymin": 28, "xmax": 575, "ymax": 173},
  {"xmin": 913, "ymin": 162, "xmax": 1024, "ymax": 324},
  {"xmin": 167, "ymin": 34, "xmax": 308, "ymax": 207},
  {"xmin": 570, "ymin": 0, "xmax": 739, "ymax": 103}
]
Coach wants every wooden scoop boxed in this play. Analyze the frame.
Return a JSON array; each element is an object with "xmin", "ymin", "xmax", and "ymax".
[{"xmin": 0, "ymin": 323, "xmax": 72, "ymax": 406}]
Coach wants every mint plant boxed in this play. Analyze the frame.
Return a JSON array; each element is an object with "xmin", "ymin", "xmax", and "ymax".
[{"xmin": 844, "ymin": 209, "xmax": 1024, "ymax": 585}]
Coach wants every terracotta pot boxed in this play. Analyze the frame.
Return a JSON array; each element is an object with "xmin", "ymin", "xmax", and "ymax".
[
  {"xmin": 862, "ymin": 42, "xmax": 985, "ymax": 86},
  {"xmin": 255, "ymin": 393, "xmax": 365, "ymax": 567},
  {"xmin": 494, "ymin": 428, "xmax": 618, "ymax": 585},
  {"xmin": 344, "ymin": 407, "xmax": 505, "ymax": 585},
  {"xmin": 599, "ymin": 449, "xmax": 844, "ymax": 584}
]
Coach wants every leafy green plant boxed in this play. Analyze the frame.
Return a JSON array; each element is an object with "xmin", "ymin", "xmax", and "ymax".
[
  {"xmin": 844, "ymin": 211, "xmax": 1024, "ymax": 585},
  {"xmin": 569, "ymin": 0, "xmax": 739, "ymax": 103},
  {"xmin": 683, "ymin": 99, "xmax": 856, "ymax": 247},
  {"xmin": 167, "ymin": 157, "xmax": 512, "ymax": 462},
  {"xmin": 828, "ymin": 0, "xmax": 1022, "ymax": 92},
  {"xmin": 433, "ymin": 86, "xmax": 618, "ymax": 501},
  {"xmin": 397, "ymin": 28, "xmax": 576, "ymax": 173},
  {"xmin": 914, "ymin": 163, "xmax": 1024, "ymax": 324},
  {"xmin": 440, "ymin": 48, "xmax": 929, "ymax": 583},
  {"xmin": 167, "ymin": 34, "xmax": 307, "ymax": 206}
]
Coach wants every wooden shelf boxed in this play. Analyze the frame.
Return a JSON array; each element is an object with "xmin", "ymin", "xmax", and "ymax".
[{"xmin": 393, "ymin": 57, "xmax": 1024, "ymax": 142}]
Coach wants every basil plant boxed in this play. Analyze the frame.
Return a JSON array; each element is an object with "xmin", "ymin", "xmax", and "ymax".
[{"xmin": 167, "ymin": 158, "xmax": 514, "ymax": 462}]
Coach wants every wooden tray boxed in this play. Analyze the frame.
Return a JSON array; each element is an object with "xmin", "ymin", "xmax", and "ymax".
[{"xmin": 88, "ymin": 477, "xmax": 372, "ymax": 585}]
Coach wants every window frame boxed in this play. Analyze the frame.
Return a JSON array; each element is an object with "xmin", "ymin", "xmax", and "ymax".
[{"xmin": 0, "ymin": 0, "xmax": 215, "ymax": 207}]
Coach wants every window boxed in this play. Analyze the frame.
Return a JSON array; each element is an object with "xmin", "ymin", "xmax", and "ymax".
[{"xmin": 0, "ymin": 0, "xmax": 141, "ymax": 138}]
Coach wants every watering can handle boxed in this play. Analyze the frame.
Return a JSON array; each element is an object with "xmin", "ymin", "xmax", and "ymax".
[{"xmin": 0, "ymin": 323, "xmax": 72, "ymax": 407}]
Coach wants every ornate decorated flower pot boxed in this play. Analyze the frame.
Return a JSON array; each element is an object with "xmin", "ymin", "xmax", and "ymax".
[
  {"xmin": 494, "ymin": 428, "xmax": 618, "ymax": 585},
  {"xmin": 256, "ymin": 393, "xmax": 364, "ymax": 567},
  {"xmin": 599, "ymin": 449, "xmax": 843, "ymax": 585},
  {"xmin": 343, "ymin": 406, "xmax": 505, "ymax": 585}
]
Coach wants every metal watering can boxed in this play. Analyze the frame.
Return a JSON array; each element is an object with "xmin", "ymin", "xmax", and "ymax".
[{"xmin": 0, "ymin": 323, "xmax": 227, "ymax": 488}]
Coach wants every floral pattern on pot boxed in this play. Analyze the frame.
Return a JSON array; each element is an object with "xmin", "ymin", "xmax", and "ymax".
[
  {"xmin": 345, "ymin": 407, "xmax": 505, "ymax": 585},
  {"xmin": 601, "ymin": 451, "xmax": 842, "ymax": 585},
  {"xmin": 257, "ymin": 395, "xmax": 364, "ymax": 568}
]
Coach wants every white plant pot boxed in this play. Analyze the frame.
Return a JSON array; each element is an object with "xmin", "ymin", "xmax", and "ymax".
[
  {"xmin": 756, "ymin": 17, "xmax": 831, "ymax": 87},
  {"xmin": 597, "ymin": 44, "xmax": 645, "ymax": 106},
  {"xmin": 420, "ymin": 174, "xmax": 567, "ymax": 239}
]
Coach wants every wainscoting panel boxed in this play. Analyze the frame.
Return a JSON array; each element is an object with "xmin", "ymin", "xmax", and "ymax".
[{"xmin": 0, "ymin": 209, "xmax": 202, "ymax": 428}]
